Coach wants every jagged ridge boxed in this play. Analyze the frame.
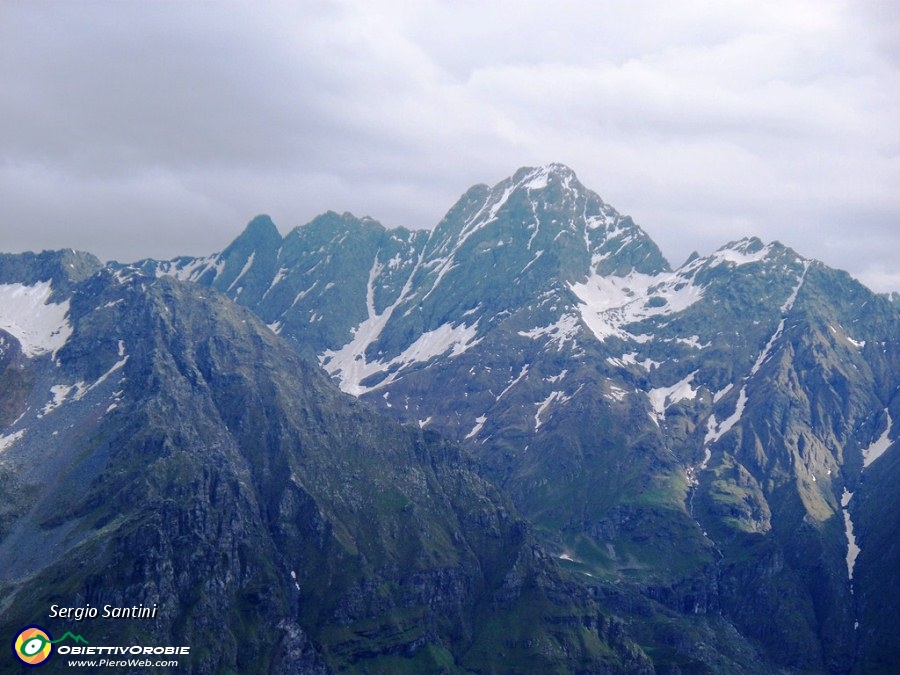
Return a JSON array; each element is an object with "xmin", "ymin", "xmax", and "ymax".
[{"xmin": 100, "ymin": 164, "xmax": 900, "ymax": 671}]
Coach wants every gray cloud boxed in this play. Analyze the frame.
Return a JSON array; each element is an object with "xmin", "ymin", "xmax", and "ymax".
[{"xmin": 1, "ymin": 0, "xmax": 897, "ymax": 291}]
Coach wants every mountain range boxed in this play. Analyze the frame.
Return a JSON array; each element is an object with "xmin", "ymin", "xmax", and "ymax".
[{"xmin": 1, "ymin": 164, "xmax": 898, "ymax": 673}]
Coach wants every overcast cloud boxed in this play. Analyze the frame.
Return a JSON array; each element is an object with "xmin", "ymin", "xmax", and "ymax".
[{"xmin": 1, "ymin": 0, "xmax": 898, "ymax": 291}]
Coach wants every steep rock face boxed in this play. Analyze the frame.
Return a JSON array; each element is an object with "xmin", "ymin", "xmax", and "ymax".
[
  {"xmin": 854, "ymin": 432, "xmax": 900, "ymax": 671},
  {"xmin": 0, "ymin": 261, "xmax": 652, "ymax": 673},
  {"xmin": 0, "ymin": 249, "xmax": 102, "ymax": 293},
  {"xmin": 132, "ymin": 164, "xmax": 899, "ymax": 672}
]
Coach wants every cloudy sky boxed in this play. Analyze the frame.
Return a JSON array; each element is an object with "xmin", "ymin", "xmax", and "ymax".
[{"xmin": 2, "ymin": 1, "xmax": 898, "ymax": 291}]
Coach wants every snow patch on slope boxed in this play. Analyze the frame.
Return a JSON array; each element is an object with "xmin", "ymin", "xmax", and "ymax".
[
  {"xmin": 466, "ymin": 415, "xmax": 487, "ymax": 439},
  {"xmin": 841, "ymin": 489, "xmax": 860, "ymax": 582},
  {"xmin": 227, "ymin": 252, "xmax": 256, "ymax": 292},
  {"xmin": 327, "ymin": 317, "xmax": 479, "ymax": 395},
  {"xmin": 41, "ymin": 384, "xmax": 75, "ymax": 416},
  {"xmin": 569, "ymin": 271, "xmax": 703, "ymax": 343},
  {"xmin": 0, "ymin": 429, "xmax": 25, "ymax": 453},
  {"xmin": 863, "ymin": 409, "xmax": 893, "ymax": 468},
  {"xmin": 320, "ymin": 252, "xmax": 479, "ymax": 395},
  {"xmin": 0, "ymin": 282, "xmax": 72, "ymax": 358},
  {"xmin": 153, "ymin": 254, "xmax": 218, "ymax": 282},
  {"xmin": 713, "ymin": 383, "xmax": 734, "ymax": 403},
  {"xmin": 398, "ymin": 321, "xmax": 479, "ymax": 363},
  {"xmin": 605, "ymin": 384, "xmax": 628, "ymax": 402},
  {"xmin": 750, "ymin": 262, "xmax": 810, "ymax": 376},
  {"xmin": 523, "ymin": 167, "xmax": 549, "ymax": 190},
  {"xmin": 535, "ymin": 391, "xmax": 570, "ymax": 431},
  {"xmin": 607, "ymin": 352, "xmax": 659, "ymax": 371},
  {"xmin": 648, "ymin": 372, "xmax": 698, "ymax": 421},
  {"xmin": 780, "ymin": 262, "xmax": 810, "ymax": 314},
  {"xmin": 497, "ymin": 365, "xmax": 529, "ymax": 401},
  {"xmin": 705, "ymin": 386, "xmax": 748, "ymax": 445},
  {"xmin": 675, "ymin": 335, "xmax": 709, "ymax": 349},
  {"xmin": 518, "ymin": 314, "xmax": 580, "ymax": 351},
  {"xmin": 39, "ymin": 350, "xmax": 130, "ymax": 419},
  {"xmin": 320, "ymin": 257, "xmax": 400, "ymax": 393},
  {"xmin": 709, "ymin": 240, "xmax": 772, "ymax": 267}
]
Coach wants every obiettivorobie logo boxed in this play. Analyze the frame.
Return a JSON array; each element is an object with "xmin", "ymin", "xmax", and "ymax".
[{"xmin": 12, "ymin": 625, "xmax": 87, "ymax": 667}]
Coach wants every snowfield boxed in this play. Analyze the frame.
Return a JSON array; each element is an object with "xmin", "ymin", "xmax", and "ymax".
[{"xmin": 0, "ymin": 281, "xmax": 72, "ymax": 358}]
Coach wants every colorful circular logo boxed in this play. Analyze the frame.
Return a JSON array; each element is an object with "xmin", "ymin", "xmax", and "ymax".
[{"xmin": 12, "ymin": 625, "xmax": 53, "ymax": 667}]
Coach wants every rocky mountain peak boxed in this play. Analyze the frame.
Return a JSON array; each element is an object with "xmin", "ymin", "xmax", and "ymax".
[
  {"xmin": 223, "ymin": 213, "xmax": 283, "ymax": 256},
  {"xmin": 423, "ymin": 165, "xmax": 669, "ymax": 287},
  {"xmin": 509, "ymin": 162, "xmax": 579, "ymax": 189},
  {"xmin": 711, "ymin": 236, "xmax": 784, "ymax": 263},
  {"xmin": 10, "ymin": 163, "xmax": 900, "ymax": 672},
  {"xmin": 675, "ymin": 236, "xmax": 806, "ymax": 284},
  {"xmin": 0, "ymin": 249, "xmax": 102, "ymax": 295}
]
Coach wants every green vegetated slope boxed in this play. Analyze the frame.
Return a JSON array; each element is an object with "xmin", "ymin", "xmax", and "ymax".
[
  {"xmin": 0, "ymin": 264, "xmax": 652, "ymax": 673},
  {"xmin": 138, "ymin": 164, "xmax": 900, "ymax": 672},
  {"xmin": 4, "ymin": 163, "xmax": 899, "ymax": 673}
]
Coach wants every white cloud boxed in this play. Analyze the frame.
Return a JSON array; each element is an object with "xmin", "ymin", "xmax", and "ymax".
[
  {"xmin": 0, "ymin": 0, "xmax": 897, "ymax": 290},
  {"xmin": 857, "ymin": 264, "xmax": 900, "ymax": 297}
]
